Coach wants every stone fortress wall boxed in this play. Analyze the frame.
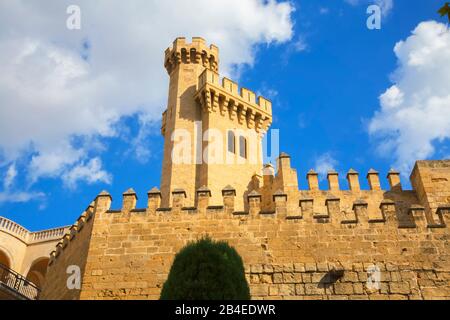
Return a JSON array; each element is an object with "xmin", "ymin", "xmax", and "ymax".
[{"xmin": 40, "ymin": 159, "xmax": 450, "ymax": 300}]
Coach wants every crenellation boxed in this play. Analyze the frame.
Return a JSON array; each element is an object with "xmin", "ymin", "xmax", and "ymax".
[
  {"xmin": 49, "ymin": 184, "xmax": 448, "ymax": 231},
  {"xmin": 68, "ymin": 224, "xmax": 77, "ymax": 241},
  {"xmin": 327, "ymin": 170, "xmax": 340, "ymax": 191},
  {"xmin": 258, "ymin": 96, "xmax": 272, "ymax": 114},
  {"xmin": 49, "ymin": 205, "xmax": 92, "ymax": 265},
  {"xmin": 347, "ymin": 169, "xmax": 360, "ymax": 191},
  {"xmin": 196, "ymin": 69, "xmax": 272, "ymax": 132},
  {"xmin": 222, "ymin": 77, "xmax": 239, "ymax": 94},
  {"xmin": 164, "ymin": 37, "xmax": 218, "ymax": 75},
  {"xmin": 367, "ymin": 169, "xmax": 381, "ymax": 191},
  {"xmin": 222, "ymin": 185, "xmax": 236, "ymax": 214},
  {"xmin": 95, "ymin": 190, "xmax": 112, "ymax": 213},
  {"xmin": 171, "ymin": 189, "xmax": 187, "ymax": 211},
  {"xmin": 247, "ymin": 190, "xmax": 262, "ymax": 216},
  {"xmin": 122, "ymin": 188, "xmax": 137, "ymax": 212},
  {"xmin": 307, "ymin": 169, "xmax": 319, "ymax": 191},
  {"xmin": 273, "ymin": 190, "xmax": 288, "ymax": 218},
  {"xmin": 241, "ymin": 87, "xmax": 256, "ymax": 104},
  {"xmin": 147, "ymin": 187, "xmax": 161, "ymax": 212},
  {"xmin": 196, "ymin": 186, "xmax": 211, "ymax": 212},
  {"xmin": 387, "ymin": 169, "xmax": 402, "ymax": 191}
]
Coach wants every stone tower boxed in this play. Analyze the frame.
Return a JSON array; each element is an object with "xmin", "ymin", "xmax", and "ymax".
[{"xmin": 160, "ymin": 37, "xmax": 273, "ymax": 209}]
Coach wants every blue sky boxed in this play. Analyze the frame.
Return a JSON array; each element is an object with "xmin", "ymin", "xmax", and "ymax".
[{"xmin": 0, "ymin": 0, "xmax": 449, "ymax": 231}]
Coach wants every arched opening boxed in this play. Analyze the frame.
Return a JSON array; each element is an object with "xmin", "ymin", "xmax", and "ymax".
[
  {"xmin": 0, "ymin": 249, "xmax": 12, "ymax": 287},
  {"xmin": 0, "ymin": 249, "xmax": 11, "ymax": 269},
  {"xmin": 25, "ymin": 257, "xmax": 49, "ymax": 289}
]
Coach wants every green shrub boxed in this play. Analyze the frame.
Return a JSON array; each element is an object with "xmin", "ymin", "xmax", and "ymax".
[{"xmin": 160, "ymin": 237, "xmax": 250, "ymax": 300}]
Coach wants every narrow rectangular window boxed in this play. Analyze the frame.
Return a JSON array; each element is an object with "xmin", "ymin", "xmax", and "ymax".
[
  {"xmin": 228, "ymin": 130, "xmax": 235, "ymax": 153},
  {"xmin": 239, "ymin": 136, "xmax": 247, "ymax": 159}
]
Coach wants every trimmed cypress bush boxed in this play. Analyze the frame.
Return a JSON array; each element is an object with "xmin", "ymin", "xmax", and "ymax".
[{"xmin": 160, "ymin": 237, "xmax": 250, "ymax": 300}]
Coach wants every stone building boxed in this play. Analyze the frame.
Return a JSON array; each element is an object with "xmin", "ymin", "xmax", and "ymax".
[
  {"xmin": 1, "ymin": 38, "xmax": 450, "ymax": 300},
  {"xmin": 0, "ymin": 217, "xmax": 69, "ymax": 299}
]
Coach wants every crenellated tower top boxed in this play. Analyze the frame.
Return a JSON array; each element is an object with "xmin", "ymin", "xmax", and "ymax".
[
  {"xmin": 164, "ymin": 37, "xmax": 219, "ymax": 75},
  {"xmin": 160, "ymin": 37, "xmax": 272, "ymax": 209}
]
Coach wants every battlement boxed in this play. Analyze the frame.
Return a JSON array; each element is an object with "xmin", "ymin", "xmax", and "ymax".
[
  {"xmin": 47, "ymin": 162, "xmax": 449, "ymax": 264},
  {"xmin": 46, "ymin": 158, "xmax": 450, "ymax": 268},
  {"xmin": 301, "ymin": 167, "xmax": 403, "ymax": 192},
  {"xmin": 194, "ymin": 69, "xmax": 272, "ymax": 132},
  {"xmin": 94, "ymin": 186, "xmax": 447, "ymax": 228},
  {"xmin": 164, "ymin": 37, "xmax": 219, "ymax": 74},
  {"xmin": 48, "ymin": 202, "xmax": 95, "ymax": 266}
]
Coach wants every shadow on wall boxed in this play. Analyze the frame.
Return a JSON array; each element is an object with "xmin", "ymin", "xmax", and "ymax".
[
  {"xmin": 0, "ymin": 249, "xmax": 11, "ymax": 269},
  {"xmin": 317, "ymin": 268, "xmax": 345, "ymax": 289},
  {"xmin": 25, "ymin": 257, "xmax": 50, "ymax": 289}
]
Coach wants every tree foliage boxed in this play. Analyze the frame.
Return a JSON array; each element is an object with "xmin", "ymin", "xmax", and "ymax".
[
  {"xmin": 438, "ymin": 2, "xmax": 450, "ymax": 22},
  {"xmin": 160, "ymin": 237, "xmax": 250, "ymax": 300}
]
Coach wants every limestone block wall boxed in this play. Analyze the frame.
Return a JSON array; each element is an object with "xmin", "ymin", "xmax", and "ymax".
[
  {"xmin": 64, "ymin": 199, "xmax": 450, "ymax": 300},
  {"xmin": 39, "ymin": 203, "xmax": 97, "ymax": 300},
  {"xmin": 39, "ymin": 160, "xmax": 450, "ymax": 300},
  {"xmin": 411, "ymin": 160, "xmax": 450, "ymax": 217}
]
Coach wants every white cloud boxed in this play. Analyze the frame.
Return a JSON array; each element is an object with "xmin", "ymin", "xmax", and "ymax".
[
  {"xmin": 3, "ymin": 163, "xmax": 17, "ymax": 189},
  {"xmin": 375, "ymin": 0, "xmax": 394, "ymax": 17},
  {"xmin": 257, "ymin": 83, "xmax": 279, "ymax": 101},
  {"xmin": 0, "ymin": 1, "xmax": 294, "ymax": 193},
  {"xmin": 314, "ymin": 153, "xmax": 339, "ymax": 178},
  {"xmin": 369, "ymin": 21, "xmax": 450, "ymax": 174},
  {"xmin": 0, "ymin": 191, "xmax": 45, "ymax": 204},
  {"xmin": 0, "ymin": 159, "xmax": 45, "ymax": 204},
  {"xmin": 379, "ymin": 85, "xmax": 404, "ymax": 110},
  {"xmin": 127, "ymin": 113, "xmax": 161, "ymax": 163},
  {"xmin": 62, "ymin": 157, "xmax": 112, "ymax": 189},
  {"xmin": 293, "ymin": 36, "xmax": 308, "ymax": 52}
]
